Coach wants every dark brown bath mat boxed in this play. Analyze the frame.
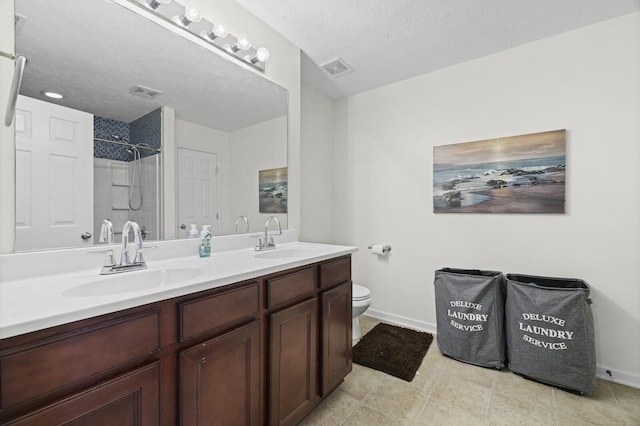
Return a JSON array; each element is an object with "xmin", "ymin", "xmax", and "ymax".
[{"xmin": 353, "ymin": 323, "xmax": 433, "ymax": 382}]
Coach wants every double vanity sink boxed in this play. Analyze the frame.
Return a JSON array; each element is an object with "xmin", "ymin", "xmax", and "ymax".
[
  {"xmin": 63, "ymin": 245, "xmax": 327, "ymax": 297},
  {"xmin": 0, "ymin": 234, "xmax": 357, "ymax": 425},
  {"xmin": 0, "ymin": 237, "xmax": 355, "ymax": 339}
]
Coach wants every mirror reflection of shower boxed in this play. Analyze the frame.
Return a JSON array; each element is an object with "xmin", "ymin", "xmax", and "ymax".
[
  {"xmin": 93, "ymin": 109, "xmax": 162, "ymax": 244},
  {"xmin": 113, "ymin": 135, "xmax": 144, "ymax": 211}
]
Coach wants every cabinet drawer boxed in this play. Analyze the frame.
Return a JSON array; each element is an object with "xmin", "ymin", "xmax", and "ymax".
[
  {"xmin": 5, "ymin": 363, "xmax": 160, "ymax": 426},
  {"xmin": 179, "ymin": 283, "xmax": 259, "ymax": 342},
  {"xmin": 320, "ymin": 257, "xmax": 351, "ymax": 289},
  {"xmin": 0, "ymin": 310, "xmax": 160, "ymax": 410},
  {"xmin": 267, "ymin": 267, "xmax": 315, "ymax": 309}
]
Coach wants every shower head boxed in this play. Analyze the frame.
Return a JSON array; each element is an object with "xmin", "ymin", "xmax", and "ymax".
[
  {"xmin": 126, "ymin": 144, "xmax": 140, "ymax": 156},
  {"xmin": 111, "ymin": 134, "xmax": 129, "ymax": 144}
]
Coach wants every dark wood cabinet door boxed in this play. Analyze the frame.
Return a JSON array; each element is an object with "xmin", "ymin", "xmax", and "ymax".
[
  {"xmin": 269, "ymin": 298, "xmax": 318, "ymax": 426},
  {"xmin": 5, "ymin": 363, "xmax": 160, "ymax": 426},
  {"xmin": 180, "ymin": 321, "xmax": 260, "ymax": 426},
  {"xmin": 321, "ymin": 282, "xmax": 352, "ymax": 396}
]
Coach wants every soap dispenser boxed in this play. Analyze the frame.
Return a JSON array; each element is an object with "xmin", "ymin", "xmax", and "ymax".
[
  {"xmin": 187, "ymin": 224, "xmax": 199, "ymax": 238},
  {"xmin": 199, "ymin": 225, "xmax": 212, "ymax": 258}
]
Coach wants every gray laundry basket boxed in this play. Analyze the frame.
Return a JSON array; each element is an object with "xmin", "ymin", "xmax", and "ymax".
[
  {"xmin": 505, "ymin": 274, "xmax": 596, "ymax": 395},
  {"xmin": 434, "ymin": 268, "xmax": 506, "ymax": 369}
]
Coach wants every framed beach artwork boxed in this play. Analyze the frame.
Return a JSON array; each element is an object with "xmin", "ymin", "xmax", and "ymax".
[
  {"xmin": 433, "ymin": 130, "xmax": 566, "ymax": 214},
  {"xmin": 259, "ymin": 167, "xmax": 288, "ymax": 213}
]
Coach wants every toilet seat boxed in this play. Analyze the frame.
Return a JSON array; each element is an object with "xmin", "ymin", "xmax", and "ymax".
[{"xmin": 352, "ymin": 284, "xmax": 370, "ymax": 301}]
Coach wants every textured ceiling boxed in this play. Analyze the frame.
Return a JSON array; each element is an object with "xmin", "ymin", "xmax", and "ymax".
[
  {"xmin": 235, "ymin": 0, "xmax": 640, "ymax": 99},
  {"xmin": 15, "ymin": 0, "xmax": 287, "ymax": 131}
]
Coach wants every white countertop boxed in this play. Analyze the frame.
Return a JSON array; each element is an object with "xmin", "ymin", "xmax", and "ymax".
[{"xmin": 0, "ymin": 237, "xmax": 357, "ymax": 339}]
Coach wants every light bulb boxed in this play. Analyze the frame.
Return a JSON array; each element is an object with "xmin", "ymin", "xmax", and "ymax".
[
  {"xmin": 234, "ymin": 34, "xmax": 251, "ymax": 51},
  {"xmin": 213, "ymin": 23, "xmax": 228, "ymax": 38},
  {"xmin": 248, "ymin": 47, "xmax": 270, "ymax": 64},
  {"xmin": 146, "ymin": 0, "xmax": 171, "ymax": 10},
  {"xmin": 184, "ymin": 3, "xmax": 202, "ymax": 23},
  {"xmin": 201, "ymin": 23, "xmax": 228, "ymax": 41},
  {"xmin": 174, "ymin": 3, "xmax": 202, "ymax": 27},
  {"xmin": 256, "ymin": 47, "xmax": 270, "ymax": 62}
]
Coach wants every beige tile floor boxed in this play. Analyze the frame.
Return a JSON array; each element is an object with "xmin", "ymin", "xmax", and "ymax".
[{"xmin": 300, "ymin": 316, "xmax": 640, "ymax": 426}]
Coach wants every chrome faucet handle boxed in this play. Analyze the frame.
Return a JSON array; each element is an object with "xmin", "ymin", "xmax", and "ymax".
[
  {"xmin": 250, "ymin": 234, "xmax": 264, "ymax": 250},
  {"xmin": 88, "ymin": 249, "xmax": 116, "ymax": 268},
  {"xmin": 134, "ymin": 250, "xmax": 145, "ymax": 264},
  {"xmin": 133, "ymin": 245, "xmax": 157, "ymax": 264}
]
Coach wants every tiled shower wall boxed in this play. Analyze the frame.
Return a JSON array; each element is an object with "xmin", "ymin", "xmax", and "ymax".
[{"xmin": 93, "ymin": 110, "xmax": 161, "ymax": 243}]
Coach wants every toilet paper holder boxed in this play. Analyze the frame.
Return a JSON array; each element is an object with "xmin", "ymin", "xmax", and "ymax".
[{"xmin": 367, "ymin": 243, "xmax": 391, "ymax": 254}]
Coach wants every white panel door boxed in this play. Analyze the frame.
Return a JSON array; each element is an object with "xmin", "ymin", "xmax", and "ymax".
[
  {"xmin": 15, "ymin": 95, "xmax": 94, "ymax": 251},
  {"xmin": 177, "ymin": 148, "xmax": 220, "ymax": 237}
]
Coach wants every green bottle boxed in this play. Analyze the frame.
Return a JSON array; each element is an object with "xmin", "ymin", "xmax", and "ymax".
[{"xmin": 199, "ymin": 225, "xmax": 212, "ymax": 258}]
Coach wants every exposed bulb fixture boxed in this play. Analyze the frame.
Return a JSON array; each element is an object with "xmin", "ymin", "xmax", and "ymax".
[
  {"xmin": 246, "ymin": 47, "xmax": 270, "ymax": 64},
  {"xmin": 229, "ymin": 34, "xmax": 251, "ymax": 52},
  {"xmin": 145, "ymin": 0, "xmax": 171, "ymax": 11},
  {"xmin": 173, "ymin": 3, "xmax": 202, "ymax": 27},
  {"xmin": 200, "ymin": 23, "xmax": 228, "ymax": 41},
  {"xmin": 138, "ymin": 1, "xmax": 270, "ymax": 71}
]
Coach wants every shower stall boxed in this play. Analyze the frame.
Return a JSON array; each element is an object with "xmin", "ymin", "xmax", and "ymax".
[{"xmin": 93, "ymin": 109, "xmax": 162, "ymax": 244}]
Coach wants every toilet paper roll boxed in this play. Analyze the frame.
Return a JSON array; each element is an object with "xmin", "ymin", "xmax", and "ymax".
[{"xmin": 371, "ymin": 244, "xmax": 390, "ymax": 256}]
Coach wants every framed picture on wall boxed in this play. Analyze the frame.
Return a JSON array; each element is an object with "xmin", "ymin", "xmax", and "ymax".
[
  {"xmin": 433, "ymin": 129, "xmax": 566, "ymax": 214},
  {"xmin": 259, "ymin": 167, "xmax": 288, "ymax": 213}
]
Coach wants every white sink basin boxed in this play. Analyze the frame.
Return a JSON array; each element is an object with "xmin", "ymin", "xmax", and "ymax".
[
  {"xmin": 254, "ymin": 247, "xmax": 323, "ymax": 259},
  {"xmin": 63, "ymin": 267, "xmax": 206, "ymax": 297}
]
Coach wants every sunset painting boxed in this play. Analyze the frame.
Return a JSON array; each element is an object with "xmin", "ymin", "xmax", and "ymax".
[{"xmin": 433, "ymin": 130, "xmax": 566, "ymax": 213}]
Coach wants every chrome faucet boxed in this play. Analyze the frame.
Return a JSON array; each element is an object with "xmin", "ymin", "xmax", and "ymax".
[
  {"xmin": 120, "ymin": 220, "xmax": 144, "ymax": 266},
  {"xmin": 98, "ymin": 218, "xmax": 114, "ymax": 244},
  {"xmin": 94, "ymin": 220, "xmax": 148, "ymax": 274},
  {"xmin": 233, "ymin": 215, "xmax": 250, "ymax": 233},
  {"xmin": 255, "ymin": 216, "xmax": 281, "ymax": 251}
]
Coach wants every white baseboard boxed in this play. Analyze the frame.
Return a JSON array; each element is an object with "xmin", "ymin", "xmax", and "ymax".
[
  {"xmin": 365, "ymin": 309, "xmax": 640, "ymax": 390},
  {"xmin": 596, "ymin": 365, "xmax": 640, "ymax": 389},
  {"xmin": 366, "ymin": 308, "xmax": 438, "ymax": 335}
]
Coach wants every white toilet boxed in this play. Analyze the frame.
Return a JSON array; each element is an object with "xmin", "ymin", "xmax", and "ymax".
[{"xmin": 352, "ymin": 284, "xmax": 372, "ymax": 340}]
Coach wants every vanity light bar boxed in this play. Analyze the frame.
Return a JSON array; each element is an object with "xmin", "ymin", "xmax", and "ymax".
[{"xmin": 136, "ymin": 0, "xmax": 269, "ymax": 72}]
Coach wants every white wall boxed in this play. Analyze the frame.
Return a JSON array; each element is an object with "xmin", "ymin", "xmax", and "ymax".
[
  {"xmin": 228, "ymin": 116, "xmax": 288, "ymax": 234},
  {"xmin": 333, "ymin": 13, "xmax": 640, "ymax": 384},
  {"xmin": 300, "ymin": 85, "xmax": 335, "ymax": 243}
]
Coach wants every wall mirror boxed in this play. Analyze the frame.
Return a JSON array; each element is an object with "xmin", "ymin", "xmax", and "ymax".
[{"xmin": 13, "ymin": 0, "xmax": 289, "ymax": 252}]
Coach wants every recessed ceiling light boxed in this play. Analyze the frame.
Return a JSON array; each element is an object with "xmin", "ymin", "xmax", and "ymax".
[{"xmin": 41, "ymin": 91, "xmax": 64, "ymax": 99}]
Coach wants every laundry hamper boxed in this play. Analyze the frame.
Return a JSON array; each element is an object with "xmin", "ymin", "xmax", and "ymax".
[
  {"xmin": 505, "ymin": 274, "xmax": 595, "ymax": 395},
  {"xmin": 434, "ymin": 268, "xmax": 506, "ymax": 369}
]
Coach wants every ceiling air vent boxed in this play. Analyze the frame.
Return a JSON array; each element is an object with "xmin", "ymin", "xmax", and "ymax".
[
  {"xmin": 319, "ymin": 57, "xmax": 353, "ymax": 78},
  {"xmin": 129, "ymin": 84, "xmax": 162, "ymax": 99}
]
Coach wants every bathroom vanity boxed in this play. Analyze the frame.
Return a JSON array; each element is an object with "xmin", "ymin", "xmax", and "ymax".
[{"xmin": 0, "ymin": 238, "xmax": 355, "ymax": 425}]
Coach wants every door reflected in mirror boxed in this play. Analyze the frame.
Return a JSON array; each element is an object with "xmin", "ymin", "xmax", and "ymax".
[{"xmin": 13, "ymin": 0, "xmax": 288, "ymax": 252}]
